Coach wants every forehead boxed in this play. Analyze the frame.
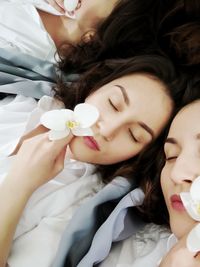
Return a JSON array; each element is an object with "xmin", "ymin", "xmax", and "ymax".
[
  {"xmin": 114, "ymin": 73, "xmax": 165, "ymax": 93},
  {"xmin": 168, "ymin": 100, "xmax": 200, "ymax": 138}
]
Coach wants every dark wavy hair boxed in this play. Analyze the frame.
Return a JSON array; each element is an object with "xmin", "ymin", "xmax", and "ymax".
[
  {"xmin": 57, "ymin": 0, "xmax": 175, "ymax": 73},
  {"xmin": 158, "ymin": 0, "xmax": 200, "ymax": 67},
  {"xmin": 53, "ymin": 54, "xmax": 184, "ymax": 182},
  {"xmin": 135, "ymin": 74, "xmax": 200, "ymax": 225}
]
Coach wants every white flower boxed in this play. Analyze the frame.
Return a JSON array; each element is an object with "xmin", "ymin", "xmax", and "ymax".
[
  {"xmin": 64, "ymin": 0, "xmax": 79, "ymax": 12},
  {"xmin": 40, "ymin": 103, "xmax": 99, "ymax": 140},
  {"xmin": 186, "ymin": 224, "xmax": 200, "ymax": 252},
  {"xmin": 180, "ymin": 177, "xmax": 200, "ymax": 253},
  {"xmin": 180, "ymin": 176, "xmax": 200, "ymax": 221}
]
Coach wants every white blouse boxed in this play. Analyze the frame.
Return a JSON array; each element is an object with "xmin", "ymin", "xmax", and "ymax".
[
  {"xmin": 0, "ymin": 1, "xmax": 57, "ymax": 62},
  {"xmin": 100, "ymin": 223, "xmax": 177, "ymax": 267}
]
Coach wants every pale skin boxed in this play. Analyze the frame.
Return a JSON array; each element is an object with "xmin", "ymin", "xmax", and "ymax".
[
  {"xmin": 0, "ymin": 73, "xmax": 173, "ymax": 266},
  {"xmin": 37, "ymin": 0, "xmax": 119, "ymax": 46},
  {"xmin": 159, "ymin": 100, "xmax": 200, "ymax": 266}
]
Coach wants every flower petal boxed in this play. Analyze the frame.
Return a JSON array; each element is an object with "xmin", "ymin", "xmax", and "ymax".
[
  {"xmin": 64, "ymin": 0, "xmax": 79, "ymax": 12},
  {"xmin": 190, "ymin": 176, "xmax": 200, "ymax": 201},
  {"xmin": 187, "ymin": 224, "xmax": 200, "ymax": 252},
  {"xmin": 74, "ymin": 103, "xmax": 99, "ymax": 128},
  {"xmin": 72, "ymin": 127, "xmax": 94, "ymax": 136},
  {"xmin": 180, "ymin": 192, "xmax": 200, "ymax": 221},
  {"xmin": 41, "ymin": 109, "xmax": 74, "ymax": 131},
  {"xmin": 48, "ymin": 129, "xmax": 70, "ymax": 140}
]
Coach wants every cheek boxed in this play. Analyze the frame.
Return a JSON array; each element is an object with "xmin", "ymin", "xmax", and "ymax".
[
  {"xmin": 160, "ymin": 166, "xmax": 169, "ymax": 204},
  {"xmin": 76, "ymin": 4, "xmax": 99, "ymax": 24},
  {"xmin": 106, "ymin": 143, "xmax": 140, "ymax": 164}
]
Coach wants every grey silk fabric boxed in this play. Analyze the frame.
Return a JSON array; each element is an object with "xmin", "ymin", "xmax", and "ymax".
[
  {"xmin": 52, "ymin": 177, "xmax": 132, "ymax": 267},
  {"xmin": 77, "ymin": 188, "xmax": 145, "ymax": 267},
  {"xmin": 0, "ymin": 48, "xmax": 78, "ymax": 99},
  {"xmin": 52, "ymin": 178, "xmax": 145, "ymax": 267}
]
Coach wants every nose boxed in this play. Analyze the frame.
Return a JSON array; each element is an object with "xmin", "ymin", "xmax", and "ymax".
[
  {"xmin": 170, "ymin": 152, "xmax": 200, "ymax": 184},
  {"xmin": 96, "ymin": 118, "xmax": 122, "ymax": 141}
]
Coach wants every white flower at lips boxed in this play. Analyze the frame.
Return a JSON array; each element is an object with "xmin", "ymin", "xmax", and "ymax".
[
  {"xmin": 40, "ymin": 103, "xmax": 99, "ymax": 140},
  {"xmin": 64, "ymin": 0, "xmax": 79, "ymax": 12},
  {"xmin": 180, "ymin": 176, "xmax": 200, "ymax": 253}
]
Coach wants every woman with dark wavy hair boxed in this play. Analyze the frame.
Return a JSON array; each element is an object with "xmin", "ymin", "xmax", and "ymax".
[
  {"xmin": 0, "ymin": 54, "xmax": 183, "ymax": 267},
  {"xmin": 97, "ymin": 77, "xmax": 200, "ymax": 267},
  {"xmin": 158, "ymin": 0, "xmax": 200, "ymax": 67}
]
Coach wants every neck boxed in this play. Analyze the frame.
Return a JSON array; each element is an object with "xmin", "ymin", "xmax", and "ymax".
[{"xmin": 37, "ymin": 9, "xmax": 82, "ymax": 47}]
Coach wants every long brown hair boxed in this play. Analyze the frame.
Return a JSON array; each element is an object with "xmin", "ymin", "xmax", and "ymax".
[
  {"xmin": 159, "ymin": 0, "xmax": 200, "ymax": 67},
  {"xmin": 57, "ymin": 0, "xmax": 176, "ymax": 73}
]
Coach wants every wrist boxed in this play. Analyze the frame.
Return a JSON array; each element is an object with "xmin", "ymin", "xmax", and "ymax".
[{"xmin": 4, "ymin": 173, "xmax": 35, "ymax": 198}]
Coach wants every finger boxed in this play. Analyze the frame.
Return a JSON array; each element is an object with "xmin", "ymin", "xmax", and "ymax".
[
  {"xmin": 46, "ymin": 0, "xmax": 65, "ymax": 14},
  {"xmin": 11, "ymin": 125, "xmax": 48, "ymax": 155},
  {"xmin": 23, "ymin": 125, "xmax": 48, "ymax": 140},
  {"xmin": 50, "ymin": 133, "xmax": 74, "ymax": 154}
]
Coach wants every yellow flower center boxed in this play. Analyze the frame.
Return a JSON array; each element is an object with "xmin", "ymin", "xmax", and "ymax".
[
  {"xmin": 66, "ymin": 120, "xmax": 79, "ymax": 129},
  {"xmin": 196, "ymin": 203, "xmax": 200, "ymax": 215}
]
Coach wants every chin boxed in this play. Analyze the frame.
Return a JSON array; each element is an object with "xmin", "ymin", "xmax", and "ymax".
[{"xmin": 170, "ymin": 216, "xmax": 196, "ymax": 239}]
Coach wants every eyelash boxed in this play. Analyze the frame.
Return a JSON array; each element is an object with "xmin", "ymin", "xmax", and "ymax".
[
  {"xmin": 129, "ymin": 129, "xmax": 139, "ymax": 143},
  {"xmin": 165, "ymin": 156, "xmax": 177, "ymax": 162},
  {"xmin": 109, "ymin": 99, "xmax": 139, "ymax": 143},
  {"xmin": 109, "ymin": 99, "xmax": 118, "ymax": 111}
]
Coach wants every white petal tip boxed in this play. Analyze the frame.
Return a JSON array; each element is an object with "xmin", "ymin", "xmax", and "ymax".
[
  {"xmin": 187, "ymin": 224, "xmax": 200, "ymax": 252},
  {"xmin": 74, "ymin": 103, "xmax": 99, "ymax": 128},
  {"xmin": 48, "ymin": 130, "xmax": 69, "ymax": 140},
  {"xmin": 64, "ymin": 0, "xmax": 79, "ymax": 12}
]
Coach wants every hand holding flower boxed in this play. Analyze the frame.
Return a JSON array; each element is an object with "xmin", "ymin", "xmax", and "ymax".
[{"xmin": 6, "ymin": 132, "xmax": 73, "ymax": 193}]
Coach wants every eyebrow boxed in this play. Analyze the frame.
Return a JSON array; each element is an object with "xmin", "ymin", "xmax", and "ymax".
[
  {"xmin": 165, "ymin": 137, "xmax": 178, "ymax": 145},
  {"xmin": 164, "ymin": 133, "xmax": 200, "ymax": 147},
  {"xmin": 114, "ymin": 84, "xmax": 130, "ymax": 105},
  {"xmin": 138, "ymin": 122, "xmax": 154, "ymax": 140}
]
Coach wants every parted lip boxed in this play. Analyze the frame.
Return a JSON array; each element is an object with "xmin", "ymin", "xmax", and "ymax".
[
  {"xmin": 170, "ymin": 194, "xmax": 185, "ymax": 211},
  {"xmin": 171, "ymin": 194, "xmax": 182, "ymax": 202},
  {"xmin": 83, "ymin": 136, "xmax": 100, "ymax": 151}
]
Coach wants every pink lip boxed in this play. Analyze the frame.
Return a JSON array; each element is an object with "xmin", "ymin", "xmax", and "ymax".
[
  {"xmin": 170, "ymin": 194, "xmax": 186, "ymax": 212},
  {"xmin": 83, "ymin": 136, "xmax": 100, "ymax": 151}
]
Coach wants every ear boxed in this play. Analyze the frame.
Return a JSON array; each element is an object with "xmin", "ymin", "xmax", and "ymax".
[{"xmin": 83, "ymin": 30, "xmax": 96, "ymax": 43}]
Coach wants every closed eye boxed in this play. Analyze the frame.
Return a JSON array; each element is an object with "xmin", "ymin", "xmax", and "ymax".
[
  {"xmin": 129, "ymin": 129, "xmax": 139, "ymax": 143},
  {"xmin": 165, "ymin": 156, "xmax": 177, "ymax": 162},
  {"xmin": 109, "ymin": 99, "xmax": 118, "ymax": 111}
]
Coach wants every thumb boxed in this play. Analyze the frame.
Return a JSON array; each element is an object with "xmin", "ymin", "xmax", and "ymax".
[{"xmin": 50, "ymin": 133, "xmax": 74, "ymax": 155}]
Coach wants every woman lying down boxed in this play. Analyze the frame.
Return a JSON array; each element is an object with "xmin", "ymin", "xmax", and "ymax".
[{"xmin": 0, "ymin": 55, "xmax": 181, "ymax": 267}]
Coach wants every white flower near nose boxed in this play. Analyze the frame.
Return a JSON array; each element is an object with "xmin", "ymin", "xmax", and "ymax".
[
  {"xmin": 180, "ymin": 176, "xmax": 200, "ymax": 252},
  {"xmin": 40, "ymin": 103, "xmax": 99, "ymax": 140},
  {"xmin": 64, "ymin": 0, "xmax": 79, "ymax": 12},
  {"xmin": 180, "ymin": 176, "xmax": 200, "ymax": 221},
  {"xmin": 186, "ymin": 224, "xmax": 200, "ymax": 253}
]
